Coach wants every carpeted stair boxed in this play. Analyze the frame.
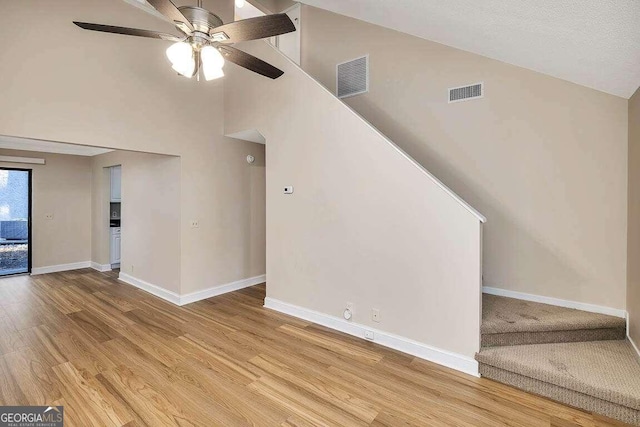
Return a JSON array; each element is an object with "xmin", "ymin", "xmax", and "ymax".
[
  {"xmin": 482, "ymin": 294, "xmax": 626, "ymax": 347},
  {"xmin": 476, "ymin": 294, "xmax": 640, "ymax": 425}
]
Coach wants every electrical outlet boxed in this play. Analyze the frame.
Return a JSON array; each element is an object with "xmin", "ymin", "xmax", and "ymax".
[
  {"xmin": 45, "ymin": 213, "xmax": 54, "ymax": 220},
  {"xmin": 190, "ymin": 220, "xmax": 199, "ymax": 228},
  {"xmin": 372, "ymin": 309, "xmax": 381, "ymax": 323},
  {"xmin": 131, "ymin": 265, "xmax": 134, "ymax": 273},
  {"xmin": 343, "ymin": 302, "xmax": 354, "ymax": 320},
  {"xmin": 364, "ymin": 330, "xmax": 374, "ymax": 341}
]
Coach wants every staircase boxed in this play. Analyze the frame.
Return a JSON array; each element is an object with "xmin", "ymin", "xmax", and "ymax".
[{"xmin": 477, "ymin": 295, "xmax": 640, "ymax": 425}]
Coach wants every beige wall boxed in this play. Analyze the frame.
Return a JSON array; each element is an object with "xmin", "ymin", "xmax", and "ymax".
[
  {"xmin": 225, "ymin": 41, "xmax": 483, "ymax": 360},
  {"xmin": 628, "ymin": 88, "xmax": 640, "ymax": 347},
  {"xmin": 91, "ymin": 151, "xmax": 182, "ymax": 293},
  {"xmin": 0, "ymin": 0, "xmax": 266, "ymax": 295},
  {"xmin": 0, "ymin": 149, "xmax": 92, "ymax": 269},
  {"xmin": 249, "ymin": 0, "xmax": 296, "ymax": 13},
  {"xmin": 300, "ymin": 6, "xmax": 629, "ymax": 309}
]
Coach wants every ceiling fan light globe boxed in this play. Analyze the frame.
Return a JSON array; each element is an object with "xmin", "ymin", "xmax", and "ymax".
[
  {"xmin": 171, "ymin": 58, "xmax": 196, "ymax": 78},
  {"xmin": 201, "ymin": 46, "xmax": 225, "ymax": 69},
  {"xmin": 166, "ymin": 42, "xmax": 193, "ymax": 67},
  {"xmin": 235, "ymin": 0, "xmax": 245, "ymax": 8},
  {"xmin": 203, "ymin": 66, "xmax": 224, "ymax": 81}
]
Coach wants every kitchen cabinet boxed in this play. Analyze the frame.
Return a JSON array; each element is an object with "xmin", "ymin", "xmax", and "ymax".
[
  {"xmin": 110, "ymin": 166, "xmax": 121, "ymax": 202},
  {"xmin": 110, "ymin": 227, "xmax": 121, "ymax": 266}
]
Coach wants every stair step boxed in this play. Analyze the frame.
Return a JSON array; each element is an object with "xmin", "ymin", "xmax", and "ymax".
[
  {"xmin": 482, "ymin": 294, "xmax": 626, "ymax": 346},
  {"xmin": 476, "ymin": 340, "xmax": 640, "ymax": 425}
]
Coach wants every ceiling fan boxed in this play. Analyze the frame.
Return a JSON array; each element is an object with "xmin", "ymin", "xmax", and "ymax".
[{"xmin": 73, "ymin": 0, "xmax": 296, "ymax": 80}]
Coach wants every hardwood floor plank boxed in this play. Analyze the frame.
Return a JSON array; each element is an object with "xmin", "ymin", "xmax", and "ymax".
[
  {"xmin": 52, "ymin": 361, "xmax": 133, "ymax": 427},
  {"xmin": 170, "ymin": 357, "xmax": 290, "ymax": 426},
  {"xmin": 249, "ymin": 375, "xmax": 369, "ymax": 427},
  {"xmin": 278, "ymin": 324, "xmax": 383, "ymax": 365},
  {"xmin": 93, "ymin": 291, "xmax": 138, "ymax": 313},
  {"xmin": 250, "ymin": 353, "xmax": 379, "ymax": 424},
  {"xmin": 3, "ymin": 347, "xmax": 62, "ymax": 405},
  {"xmin": 123, "ymin": 308, "xmax": 185, "ymax": 338},
  {"xmin": 174, "ymin": 334, "xmax": 259, "ymax": 385},
  {"xmin": 0, "ymin": 271, "xmax": 629, "ymax": 427},
  {"xmin": 99, "ymin": 364, "xmax": 212, "ymax": 427},
  {"xmin": 0, "ymin": 354, "xmax": 28, "ymax": 405},
  {"xmin": 68, "ymin": 310, "xmax": 123, "ymax": 343}
]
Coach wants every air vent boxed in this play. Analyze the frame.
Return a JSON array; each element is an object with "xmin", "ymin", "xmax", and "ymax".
[
  {"xmin": 337, "ymin": 55, "xmax": 369, "ymax": 99},
  {"xmin": 448, "ymin": 83, "xmax": 484, "ymax": 103}
]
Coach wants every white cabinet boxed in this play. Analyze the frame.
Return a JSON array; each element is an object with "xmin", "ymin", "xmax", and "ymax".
[
  {"xmin": 110, "ymin": 227, "xmax": 121, "ymax": 265},
  {"xmin": 110, "ymin": 166, "xmax": 121, "ymax": 202}
]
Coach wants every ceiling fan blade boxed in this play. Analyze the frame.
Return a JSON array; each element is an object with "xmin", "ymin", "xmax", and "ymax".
[
  {"xmin": 73, "ymin": 22, "xmax": 182, "ymax": 42},
  {"xmin": 211, "ymin": 14, "xmax": 295, "ymax": 43},
  {"xmin": 147, "ymin": 0, "xmax": 194, "ymax": 33},
  {"xmin": 220, "ymin": 46, "xmax": 284, "ymax": 79}
]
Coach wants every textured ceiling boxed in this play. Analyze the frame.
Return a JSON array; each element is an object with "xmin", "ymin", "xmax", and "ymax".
[{"xmin": 297, "ymin": 0, "xmax": 640, "ymax": 98}]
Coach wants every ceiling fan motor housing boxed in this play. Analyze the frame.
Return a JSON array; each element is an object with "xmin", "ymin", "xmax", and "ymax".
[{"xmin": 178, "ymin": 6, "xmax": 223, "ymax": 34}]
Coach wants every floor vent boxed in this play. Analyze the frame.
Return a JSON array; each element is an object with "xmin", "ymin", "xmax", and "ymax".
[
  {"xmin": 337, "ymin": 55, "xmax": 369, "ymax": 99},
  {"xmin": 449, "ymin": 83, "xmax": 484, "ymax": 103}
]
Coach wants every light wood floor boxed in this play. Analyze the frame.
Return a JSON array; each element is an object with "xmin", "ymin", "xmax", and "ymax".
[{"xmin": 0, "ymin": 269, "xmax": 630, "ymax": 426}]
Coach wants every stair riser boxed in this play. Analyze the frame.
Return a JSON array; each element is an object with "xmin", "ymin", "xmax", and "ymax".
[
  {"xmin": 482, "ymin": 328, "xmax": 627, "ymax": 347},
  {"xmin": 479, "ymin": 364, "xmax": 640, "ymax": 425}
]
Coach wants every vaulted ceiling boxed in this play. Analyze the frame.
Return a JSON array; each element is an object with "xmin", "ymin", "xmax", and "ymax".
[{"xmin": 297, "ymin": 0, "xmax": 640, "ymax": 98}]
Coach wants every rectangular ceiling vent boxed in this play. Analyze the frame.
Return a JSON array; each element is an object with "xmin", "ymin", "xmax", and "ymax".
[
  {"xmin": 336, "ymin": 55, "xmax": 369, "ymax": 99},
  {"xmin": 448, "ymin": 82, "xmax": 484, "ymax": 103}
]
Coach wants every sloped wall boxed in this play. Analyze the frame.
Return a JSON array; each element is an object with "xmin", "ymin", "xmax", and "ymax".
[
  {"xmin": 225, "ymin": 41, "xmax": 484, "ymax": 363},
  {"xmin": 299, "ymin": 6, "xmax": 629, "ymax": 310}
]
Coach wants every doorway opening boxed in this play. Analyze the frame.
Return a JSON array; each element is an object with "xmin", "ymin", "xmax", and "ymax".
[{"xmin": 0, "ymin": 168, "xmax": 31, "ymax": 276}]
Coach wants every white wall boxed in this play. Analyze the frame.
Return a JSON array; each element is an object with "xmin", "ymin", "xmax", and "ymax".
[
  {"xmin": 300, "ymin": 6, "xmax": 629, "ymax": 310},
  {"xmin": 225, "ymin": 41, "xmax": 484, "ymax": 363},
  {"xmin": 92, "ymin": 151, "xmax": 181, "ymax": 293},
  {"xmin": 0, "ymin": 149, "xmax": 92, "ymax": 269},
  {"xmin": 0, "ymin": 0, "xmax": 266, "ymax": 296}
]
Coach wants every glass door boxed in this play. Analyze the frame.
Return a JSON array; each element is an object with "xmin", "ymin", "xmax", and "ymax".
[{"xmin": 0, "ymin": 168, "xmax": 31, "ymax": 276}]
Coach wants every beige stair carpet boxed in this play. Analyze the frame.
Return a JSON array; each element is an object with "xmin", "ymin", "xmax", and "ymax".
[
  {"xmin": 482, "ymin": 294, "xmax": 626, "ymax": 346},
  {"xmin": 477, "ymin": 340, "xmax": 640, "ymax": 425}
]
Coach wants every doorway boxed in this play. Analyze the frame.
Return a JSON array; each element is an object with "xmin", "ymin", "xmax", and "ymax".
[{"xmin": 0, "ymin": 168, "xmax": 31, "ymax": 276}]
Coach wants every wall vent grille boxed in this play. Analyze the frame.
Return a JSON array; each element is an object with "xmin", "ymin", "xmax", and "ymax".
[
  {"xmin": 336, "ymin": 55, "xmax": 369, "ymax": 99},
  {"xmin": 448, "ymin": 83, "xmax": 484, "ymax": 103}
]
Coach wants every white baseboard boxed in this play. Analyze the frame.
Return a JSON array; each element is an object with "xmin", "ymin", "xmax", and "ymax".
[
  {"xmin": 629, "ymin": 335, "xmax": 640, "ymax": 360},
  {"xmin": 31, "ymin": 261, "xmax": 92, "ymax": 275},
  {"xmin": 118, "ymin": 272, "xmax": 181, "ymax": 305},
  {"xmin": 118, "ymin": 273, "xmax": 266, "ymax": 307},
  {"xmin": 179, "ymin": 274, "xmax": 266, "ymax": 306},
  {"xmin": 90, "ymin": 262, "xmax": 112, "ymax": 272},
  {"xmin": 483, "ymin": 286, "xmax": 627, "ymax": 319},
  {"xmin": 264, "ymin": 297, "xmax": 479, "ymax": 377}
]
